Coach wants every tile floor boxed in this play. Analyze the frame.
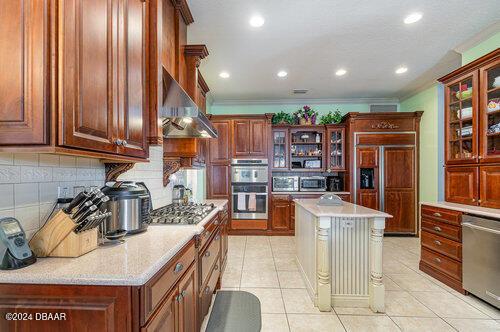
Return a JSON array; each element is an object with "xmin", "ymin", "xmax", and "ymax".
[{"xmin": 208, "ymin": 235, "xmax": 500, "ymax": 332}]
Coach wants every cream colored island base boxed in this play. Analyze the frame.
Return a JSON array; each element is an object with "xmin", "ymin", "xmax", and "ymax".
[{"xmin": 294, "ymin": 199, "xmax": 391, "ymax": 313}]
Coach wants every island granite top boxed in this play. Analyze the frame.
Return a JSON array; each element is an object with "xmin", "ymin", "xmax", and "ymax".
[{"xmin": 294, "ymin": 198, "xmax": 392, "ymax": 218}]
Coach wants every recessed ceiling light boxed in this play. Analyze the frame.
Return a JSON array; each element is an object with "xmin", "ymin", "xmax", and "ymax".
[
  {"xmin": 249, "ymin": 15, "xmax": 265, "ymax": 28},
  {"xmin": 277, "ymin": 70, "xmax": 288, "ymax": 78},
  {"xmin": 395, "ymin": 66, "xmax": 408, "ymax": 74},
  {"xmin": 335, "ymin": 69, "xmax": 347, "ymax": 76},
  {"xmin": 404, "ymin": 12, "xmax": 422, "ymax": 24},
  {"xmin": 219, "ymin": 71, "xmax": 230, "ymax": 79}
]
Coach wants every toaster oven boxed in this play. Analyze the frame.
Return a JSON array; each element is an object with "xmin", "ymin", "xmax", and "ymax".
[{"xmin": 299, "ymin": 176, "xmax": 327, "ymax": 192}]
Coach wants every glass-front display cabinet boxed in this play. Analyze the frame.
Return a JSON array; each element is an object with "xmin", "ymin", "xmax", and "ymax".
[
  {"xmin": 272, "ymin": 129, "xmax": 288, "ymax": 169},
  {"xmin": 289, "ymin": 128, "xmax": 325, "ymax": 171},
  {"xmin": 326, "ymin": 127, "xmax": 345, "ymax": 171},
  {"xmin": 445, "ymin": 72, "xmax": 478, "ymax": 164},
  {"xmin": 480, "ymin": 58, "xmax": 500, "ymax": 163}
]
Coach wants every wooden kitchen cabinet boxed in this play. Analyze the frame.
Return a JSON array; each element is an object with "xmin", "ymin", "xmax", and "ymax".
[
  {"xmin": 209, "ymin": 120, "xmax": 232, "ymax": 163},
  {"xmin": 445, "ymin": 166, "xmax": 479, "ymax": 205},
  {"xmin": 233, "ymin": 120, "xmax": 250, "ymax": 156},
  {"xmin": 177, "ymin": 263, "xmax": 198, "ymax": 332},
  {"xmin": 0, "ymin": 0, "xmax": 49, "ymax": 146},
  {"xmin": 232, "ymin": 118, "xmax": 268, "ymax": 157},
  {"xmin": 357, "ymin": 147, "xmax": 378, "ymax": 167},
  {"xmin": 142, "ymin": 288, "xmax": 178, "ymax": 332},
  {"xmin": 271, "ymin": 195, "xmax": 291, "ymax": 231},
  {"xmin": 479, "ymin": 165, "xmax": 500, "ymax": 208},
  {"xmin": 326, "ymin": 126, "xmax": 346, "ymax": 171}
]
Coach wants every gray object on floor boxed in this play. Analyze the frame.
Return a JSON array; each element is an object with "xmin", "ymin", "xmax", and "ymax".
[{"xmin": 206, "ymin": 290, "xmax": 262, "ymax": 332}]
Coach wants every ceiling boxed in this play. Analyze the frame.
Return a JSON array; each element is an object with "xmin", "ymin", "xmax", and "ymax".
[{"xmin": 187, "ymin": 0, "xmax": 499, "ymax": 103}]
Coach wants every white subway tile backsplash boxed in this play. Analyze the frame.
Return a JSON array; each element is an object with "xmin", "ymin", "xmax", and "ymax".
[
  {"xmin": 91, "ymin": 159, "xmax": 103, "ymax": 169},
  {"xmin": 53, "ymin": 167, "xmax": 77, "ymax": 181},
  {"xmin": 39, "ymin": 154, "xmax": 60, "ymax": 167},
  {"xmin": 59, "ymin": 155, "xmax": 76, "ymax": 167},
  {"xmin": 0, "ymin": 165, "xmax": 21, "ymax": 183},
  {"xmin": 95, "ymin": 168, "xmax": 106, "ymax": 180},
  {"xmin": 15, "ymin": 205, "xmax": 40, "ymax": 231},
  {"xmin": 0, "ymin": 184, "xmax": 14, "ymax": 210},
  {"xmin": 0, "ymin": 209, "xmax": 14, "ymax": 218},
  {"xmin": 76, "ymin": 157, "xmax": 93, "ymax": 168},
  {"xmin": 39, "ymin": 182, "xmax": 59, "ymax": 204},
  {"xmin": 21, "ymin": 166, "xmax": 53, "ymax": 183},
  {"xmin": 39, "ymin": 202, "xmax": 55, "ymax": 225},
  {"xmin": 14, "ymin": 183, "xmax": 39, "ymax": 207},
  {"xmin": 0, "ymin": 153, "xmax": 14, "ymax": 165},
  {"xmin": 14, "ymin": 154, "xmax": 39, "ymax": 166},
  {"xmin": 77, "ymin": 168, "xmax": 95, "ymax": 181}
]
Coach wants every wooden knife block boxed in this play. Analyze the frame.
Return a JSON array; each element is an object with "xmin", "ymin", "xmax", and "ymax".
[{"xmin": 29, "ymin": 210, "xmax": 98, "ymax": 258}]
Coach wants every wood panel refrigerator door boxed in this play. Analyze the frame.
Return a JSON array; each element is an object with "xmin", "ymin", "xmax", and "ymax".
[
  {"xmin": 356, "ymin": 147, "xmax": 379, "ymax": 210},
  {"xmin": 0, "ymin": 0, "xmax": 49, "ymax": 145},
  {"xmin": 232, "ymin": 120, "xmax": 250, "ymax": 156},
  {"xmin": 383, "ymin": 147, "xmax": 416, "ymax": 234},
  {"xmin": 58, "ymin": 0, "xmax": 118, "ymax": 153},
  {"xmin": 117, "ymin": 0, "xmax": 148, "ymax": 158}
]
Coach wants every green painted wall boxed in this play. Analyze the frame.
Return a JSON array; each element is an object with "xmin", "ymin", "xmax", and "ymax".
[
  {"xmin": 462, "ymin": 31, "xmax": 500, "ymax": 65},
  {"xmin": 400, "ymin": 85, "xmax": 440, "ymax": 202},
  {"xmin": 208, "ymin": 103, "xmax": 378, "ymax": 116}
]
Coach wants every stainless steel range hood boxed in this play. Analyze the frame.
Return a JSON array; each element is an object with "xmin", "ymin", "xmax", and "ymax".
[{"xmin": 160, "ymin": 67, "xmax": 218, "ymax": 138}]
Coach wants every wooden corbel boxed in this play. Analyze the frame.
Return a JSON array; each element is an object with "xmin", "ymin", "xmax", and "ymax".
[
  {"xmin": 105, "ymin": 163, "xmax": 135, "ymax": 182},
  {"xmin": 163, "ymin": 157, "xmax": 181, "ymax": 186}
]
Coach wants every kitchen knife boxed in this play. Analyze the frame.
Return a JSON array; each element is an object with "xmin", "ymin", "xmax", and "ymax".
[
  {"xmin": 75, "ymin": 205, "xmax": 97, "ymax": 224},
  {"xmin": 63, "ymin": 191, "xmax": 89, "ymax": 214},
  {"xmin": 71, "ymin": 200, "xmax": 93, "ymax": 220},
  {"xmin": 90, "ymin": 191, "xmax": 104, "ymax": 205},
  {"xmin": 94, "ymin": 196, "xmax": 110, "ymax": 209},
  {"xmin": 75, "ymin": 214, "xmax": 96, "ymax": 233}
]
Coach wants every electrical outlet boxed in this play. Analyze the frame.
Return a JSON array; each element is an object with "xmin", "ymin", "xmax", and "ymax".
[{"xmin": 57, "ymin": 186, "xmax": 70, "ymax": 199}]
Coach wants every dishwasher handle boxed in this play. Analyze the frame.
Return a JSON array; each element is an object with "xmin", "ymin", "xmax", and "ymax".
[{"xmin": 462, "ymin": 222, "xmax": 500, "ymax": 235}]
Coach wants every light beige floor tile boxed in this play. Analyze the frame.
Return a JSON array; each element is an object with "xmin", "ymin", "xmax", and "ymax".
[
  {"xmin": 383, "ymin": 259, "xmax": 415, "ymax": 274},
  {"xmin": 450, "ymin": 293, "xmax": 500, "ymax": 319},
  {"xmin": 281, "ymin": 288, "xmax": 329, "ymax": 314},
  {"xmin": 411, "ymin": 291, "xmax": 489, "ymax": 319},
  {"xmin": 387, "ymin": 272, "xmax": 444, "ymax": 292},
  {"xmin": 334, "ymin": 307, "xmax": 385, "ymax": 316},
  {"xmin": 225, "ymin": 255, "xmax": 244, "ymax": 271},
  {"xmin": 246, "ymin": 235, "xmax": 270, "ymax": 246},
  {"xmin": 339, "ymin": 315, "xmax": 400, "ymax": 332},
  {"xmin": 269, "ymin": 236, "xmax": 295, "ymax": 245},
  {"xmin": 277, "ymin": 271, "xmax": 306, "ymax": 288},
  {"xmin": 242, "ymin": 257, "xmax": 276, "ymax": 271},
  {"xmin": 245, "ymin": 247, "xmax": 273, "ymax": 258},
  {"xmin": 444, "ymin": 318, "xmax": 500, "ymax": 332},
  {"xmin": 287, "ymin": 314, "xmax": 345, "ymax": 332},
  {"xmin": 272, "ymin": 245, "xmax": 296, "ymax": 255},
  {"xmin": 385, "ymin": 290, "xmax": 436, "ymax": 317},
  {"xmin": 241, "ymin": 288, "xmax": 285, "ymax": 313},
  {"xmin": 274, "ymin": 253, "xmax": 299, "ymax": 271},
  {"xmin": 221, "ymin": 268, "xmax": 242, "ymax": 288},
  {"xmin": 261, "ymin": 313, "xmax": 290, "ymax": 332},
  {"xmin": 391, "ymin": 317, "xmax": 454, "ymax": 332},
  {"xmin": 240, "ymin": 269, "xmax": 279, "ymax": 288},
  {"xmin": 384, "ymin": 275, "xmax": 402, "ymax": 290}
]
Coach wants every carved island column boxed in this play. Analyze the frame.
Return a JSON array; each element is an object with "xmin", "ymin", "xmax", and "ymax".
[
  {"xmin": 369, "ymin": 217, "xmax": 386, "ymax": 313},
  {"xmin": 316, "ymin": 216, "xmax": 332, "ymax": 311}
]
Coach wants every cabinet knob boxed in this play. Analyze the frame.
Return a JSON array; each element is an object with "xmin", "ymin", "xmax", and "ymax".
[
  {"xmin": 181, "ymin": 290, "xmax": 187, "ymax": 297},
  {"xmin": 472, "ymin": 198, "xmax": 476, "ymax": 202},
  {"xmin": 214, "ymin": 264, "xmax": 219, "ymax": 271},
  {"xmin": 122, "ymin": 140, "xmax": 128, "ymax": 147},
  {"xmin": 433, "ymin": 212, "xmax": 442, "ymax": 217},
  {"xmin": 205, "ymin": 286, "xmax": 211, "ymax": 294},
  {"xmin": 433, "ymin": 226, "xmax": 442, "ymax": 232},
  {"xmin": 174, "ymin": 263, "xmax": 184, "ymax": 274},
  {"xmin": 204, "ymin": 251, "xmax": 211, "ymax": 257},
  {"xmin": 434, "ymin": 240, "xmax": 442, "ymax": 246},
  {"xmin": 176, "ymin": 294, "xmax": 182, "ymax": 302},
  {"xmin": 215, "ymin": 235, "xmax": 220, "ymax": 241},
  {"xmin": 478, "ymin": 199, "xmax": 482, "ymax": 203},
  {"xmin": 434, "ymin": 257, "xmax": 441, "ymax": 263},
  {"xmin": 114, "ymin": 139, "xmax": 123, "ymax": 146}
]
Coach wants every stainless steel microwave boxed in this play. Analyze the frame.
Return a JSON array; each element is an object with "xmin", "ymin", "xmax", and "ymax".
[
  {"xmin": 299, "ymin": 176, "xmax": 327, "ymax": 192},
  {"xmin": 272, "ymin": 176, "xmax": 299, "ymax": 192}
]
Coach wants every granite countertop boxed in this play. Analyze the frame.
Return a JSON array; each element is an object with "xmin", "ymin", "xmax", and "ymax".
[
  {"xmin": 0, "ymin": 200, "xmax": 228, "ymax": 286},
  {"xmin": 271, "ymin": 191, "xmax": 350, "ymax": 195},
  {"xmin": 420, "ymin": 201, "xmax": 500, "ymax": 219},
  {"xmin": 294, "ymin": 198, "xmax": 392, "ymax": 218}
]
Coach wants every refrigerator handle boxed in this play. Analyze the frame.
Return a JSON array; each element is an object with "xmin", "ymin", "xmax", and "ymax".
[{"xmin": 379, "ymin": 147, "xmax": 384, "ymax": 211}]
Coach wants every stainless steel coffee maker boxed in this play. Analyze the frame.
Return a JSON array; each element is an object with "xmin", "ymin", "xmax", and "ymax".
[{"xmin": 172, "ymin": 185, "xmax": 186, "ymax": 204}]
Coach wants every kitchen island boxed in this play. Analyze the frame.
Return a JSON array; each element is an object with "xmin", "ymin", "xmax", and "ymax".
[{"xmin": 294, "ymin": 198, "xmax": 391, "ymax": 313}]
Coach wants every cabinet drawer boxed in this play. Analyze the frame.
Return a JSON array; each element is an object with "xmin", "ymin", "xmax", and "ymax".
[
  {"xmin": 421, "ymin": 205, "xmax": 462, "ymax": 225},
  {"xmin": 201, "ymin": 230, "xmax": 221, "ymax": 285},
  {"xmin": 200, "ymin": 259, "xmax": 221, "ymax": 319},
  {"xmin": 141, "ymin": 287, "xmax": 177, "ymax": 332},
  {"xmin": 421, "ymin": 218, "xmax": 461, "ymax": 242},
  {"xmin": 421, "ymin": 247, "xmax": 462, "ymax": 281},
  {"xmin": 421, "ymin": 231, "xmax": 461, "ymax": 261},
  {"xmin": 142, "ymin": 240, "xmax": 195, "ymax": 324},
  {"xmin": 200, "ymin": 215, "xmax": 218, "ymax": 250}
]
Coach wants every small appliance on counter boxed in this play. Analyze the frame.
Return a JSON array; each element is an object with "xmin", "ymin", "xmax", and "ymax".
[
  {"xmin": 272, "ymin": 176, "xmax": 299, "ymax": 192},
  {"xmin": 299, "ymin": 176, "xmax": 327, "ymax": 192},
  {"xmin": 173, "ymin": 185, "xmax": 186, "ymax": 204},
  {"xmin": 0, "ymin": 217, "xmax": 36, "ymax": 270},
  {"xmin": 101, "ymin": 181, "xmax": 152, "ymax": 235},
  {"xmin": 326, "ymin": 176, "xmax": 343, "ymax": 192}
]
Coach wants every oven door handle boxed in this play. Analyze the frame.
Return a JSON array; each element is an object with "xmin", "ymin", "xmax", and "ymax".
[
  {"xmin": 232, "ymin": 192, "xmax": 268, "ymax": 196},
  {"xmin": 462, "ymin": 222, "xmax": 500, "ymax": 235}
]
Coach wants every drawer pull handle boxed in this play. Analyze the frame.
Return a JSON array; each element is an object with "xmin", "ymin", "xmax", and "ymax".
[
  {"xmin": 181, "ymin": 290, "xmax": 187, "ymax": 297},
  {"xmin": 174, "ymin": 263, "xmax": 184, "ymax": 274},
  {"xmin": 433, "ymin": 226, "xmax": 442, "ymax": 232},
  {"xmin": 434, "ymin": 240, "xmax": 442, "ymax": 246},
  {"xmin": 214, "ymin": 264, "xmax": 219, "ymax": 271},
  {"xmin": 176, "ymin": 294, "xmax": 182, "ymax": 302},
  {"xmin": 433, "ymin": 212, "xmax": 442, "ymax": 217},
  {"xmin": 435, "ymin": 257, "xmax": 441, "ymax": 263},
  {"xmin": 205, "ymin": 286, "xmax": 211, "ymax": 294},
  {"xmin": 204, "ymin": 251, "xmax": 211, "ymax": 257}
]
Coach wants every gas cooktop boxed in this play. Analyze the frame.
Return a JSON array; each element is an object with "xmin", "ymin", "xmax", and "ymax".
[{"xmin": 149, "ymin": 203, "xmax": 216, "ymax": 225}]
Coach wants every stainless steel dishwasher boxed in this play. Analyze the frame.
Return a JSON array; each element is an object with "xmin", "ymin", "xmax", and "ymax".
[{"xmin": 462, "ymin": 215, "xmax": 500, "ymax": 309}]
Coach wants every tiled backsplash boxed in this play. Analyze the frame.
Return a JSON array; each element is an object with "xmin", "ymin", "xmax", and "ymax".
[{"xmin": 0, "ymin": 153, "xmax": 106, "ymax": 238}]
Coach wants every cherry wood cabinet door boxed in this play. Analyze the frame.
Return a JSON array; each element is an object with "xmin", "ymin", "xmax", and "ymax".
[
  {"xmin": 178, "ymin": 264, "xmax": 197, "ymax": 332},
  {"xmin": 445, "ymin": 166, "xmax": 479, "ymax": 205},
  {"xmin": 357, "ymin": 147, "xmax": 378, "ymax": 167},
  {"xmin": 358, "ymin": 192, "xmax": 378, "ymax": 210},
  {"xmin": 207, "ymin": 165, "xmax": 230, "ymax": 198},
  {"xmin": 479, "ymin": 166, "xmax": 500, "ymax": 208},
  {"xmin": 232, "ymin": 120, "xmax": 250, "ymax": 156},
  {"xmin": 271, "ymin": 195, "xmax": 291, "ymax": 230},
  {"xmin": 58, "ymin": 0, "xmax": 119, "ymax": 154},
  {"xmin": 142, "ymin": 288, "xmax": 178, "ymax": 332},
  {"xmin": 479, "ymin": 58, "xmax": 500, "ymax": 164},
  {"xmin": 249, "ymin": 119, "xmax": 267, "ymax": 156},
  {"xmin": 0, "ymin": 0, "xmax": 49, "ymax": 145},
  {"xmin": 118, "ymin": 0, "xmax": 148, "ymax": 158},
  {"xmin": 384, "ymin": 147, "xmax": 416, "ymax": 234},
  {"xmin": 209, "ymin": 120, "xmax": 231, "ymax": 163}
]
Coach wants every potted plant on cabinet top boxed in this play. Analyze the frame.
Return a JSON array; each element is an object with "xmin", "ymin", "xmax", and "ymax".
[
  {"xmin": 294, "ymin": 106, "xmax": 318, "ymax": 125},
  {"xmin": 319, "ymin": 110, "xmax": 343, "ymax": 124},
  {"xmin": 272, "ymin": 111, "xmax": 294, "ymax": 125}
]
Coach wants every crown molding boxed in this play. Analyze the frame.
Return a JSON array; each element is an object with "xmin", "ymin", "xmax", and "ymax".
[
  {"xmin": 454, "ymin": 21, "xmax": 500, "ymax": 54},
  {"xmin": 172, "ymin": 0, "xmax": 194, "ymax": 25},
  {"xmin": 184, "ymin": 44, "xmax": 209, "ymax": 59},
  {"xmin": 211, "ymin": 97, "xmax": 399, "ymax": 106},
  {"xmin": 197, "ymin": 71, "xmax": 210, "ymax": 94}
]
